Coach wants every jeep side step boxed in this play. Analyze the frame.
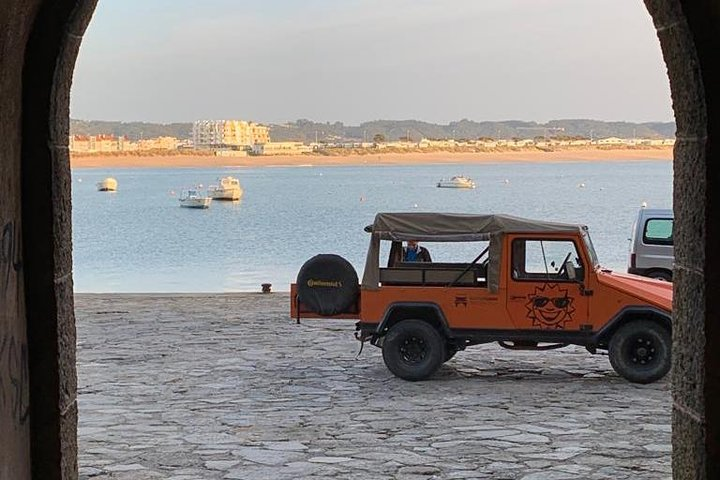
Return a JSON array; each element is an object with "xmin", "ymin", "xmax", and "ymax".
[{"xmin": 498, "ymin": 341, "xmax": 568, "ymax": 351}]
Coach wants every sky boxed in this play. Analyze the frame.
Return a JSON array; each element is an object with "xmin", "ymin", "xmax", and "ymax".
[{"xmin": 70, "ymin": 0, "xmax": 674, "ymax": 125}]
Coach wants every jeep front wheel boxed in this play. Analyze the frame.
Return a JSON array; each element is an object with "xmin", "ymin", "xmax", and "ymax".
[
  {"xmin": 382, "ymin": 320, "xmax": 445, "ymax": 381},
  {"xmin": 609, "ymin": 320, "xmax": 671, "ymax": 384}
]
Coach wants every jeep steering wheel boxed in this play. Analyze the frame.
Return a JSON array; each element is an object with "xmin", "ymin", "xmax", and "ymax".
[{"xmin": 556, "ymin": 252, "xmax": 573, "ymax": 278}]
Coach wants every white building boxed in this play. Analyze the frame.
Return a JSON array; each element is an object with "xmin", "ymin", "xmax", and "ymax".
[
  {"xmin": 252, "ymin": 142, "xmax": 312, "ymax": 156},
  {"xmin": 192, "ymin": 120, "xmax": 270, "ymax": 149},
  {"xmin": 597, "ymin": 137, "xmax": 625, "ymax": 145}
]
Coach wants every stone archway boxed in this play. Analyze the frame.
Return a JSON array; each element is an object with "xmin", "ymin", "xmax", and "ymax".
[
  {"xmin": 0, "ymin": 0, "xmax": 717, "ymax": 478},
  {"xmin": 641, "ymin": 1, "xmax": 720, "ymax": 477}
]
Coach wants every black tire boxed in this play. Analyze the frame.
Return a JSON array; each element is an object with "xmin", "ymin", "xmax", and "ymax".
[
  {"xmin": 382, "ymin": 320, "xmax": 446, "ymax": 381},
  {"xmin": 296, "ymin": 254, "xmax": 359, "ymax": 316},
  {"xmin": 609, "ymin": 320, "xmax": 671, "ymax": 384},
  {"xmin": 647, "ymin": 270, "xmax": 672, "ymax": 282}
]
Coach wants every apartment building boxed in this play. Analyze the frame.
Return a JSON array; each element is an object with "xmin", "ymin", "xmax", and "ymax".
[{"xmin": 192, "ymin": 120, "xmax": 270, "ymax": 149}]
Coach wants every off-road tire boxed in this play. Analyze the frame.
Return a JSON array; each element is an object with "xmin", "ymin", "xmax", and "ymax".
[
  {"xmin": 296, "ymin": 254, "xmax": 359, "ymax": 315},
  {"xmin": 609, "ymin": 320, "xmax": 671, "ymax": 384},
  {"xmin": 382, "ymin": 319, "xmax": 446, "ymax": 381}
]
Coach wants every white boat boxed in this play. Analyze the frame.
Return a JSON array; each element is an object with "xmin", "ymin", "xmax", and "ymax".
[
  {"xmin": 437, "ymin": 175, "xmax": 476, "ymax": 189},
  {"xmin": 179, "ymin": 189, "xmax": 212, "ymax": 209},
  {"xmin": 96, "ymin": 177, "xmax": 118, "ymax": 191},
  {"xmin": 208, "ymin": 176, "xmax": 243, "ymax": 201}
]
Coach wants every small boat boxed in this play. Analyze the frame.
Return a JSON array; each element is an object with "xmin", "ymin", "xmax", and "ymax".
[
  {"xmin": 437, "ymin": 175, "xmax": 476, "ymax": 189},
  {"xmin": 208, "ymin": 176, "xmax": 243, "ymax": 201},
  {"xmin": 96, "ymin": 177, "xmax": 118, "ymax": 191},
  {"xmin": 179, "ymin": 189, "xmax": 212, "ymax": 209}
]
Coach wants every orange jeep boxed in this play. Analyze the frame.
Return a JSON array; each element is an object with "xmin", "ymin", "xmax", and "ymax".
[{"xmin": 291, "ymin": 213, "xmax": 672, "ymax": 384}]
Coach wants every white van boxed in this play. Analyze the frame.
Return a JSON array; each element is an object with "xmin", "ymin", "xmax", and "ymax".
[{"xmin": 627, "ymin": 208, "xmax": 674, "ymax": 281}]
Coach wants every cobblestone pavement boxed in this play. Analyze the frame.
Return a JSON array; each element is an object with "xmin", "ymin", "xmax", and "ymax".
[{"xmin": 75, "ymin": 294, "xmax": 671, "ymax": 480}]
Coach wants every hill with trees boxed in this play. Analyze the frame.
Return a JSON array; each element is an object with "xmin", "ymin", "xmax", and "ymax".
[
  {"xmin": 70, "ymin": 120, "xmax": 192, "ymax": 141},
  {"xmin": 70, "ymin": 118, "xmax": 675, "ymax": 142}
]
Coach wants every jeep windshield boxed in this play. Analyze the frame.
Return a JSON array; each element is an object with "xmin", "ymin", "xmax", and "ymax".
[{"xmin": 582, "ymin": 227, "xmax": 599, "ymax": 268}]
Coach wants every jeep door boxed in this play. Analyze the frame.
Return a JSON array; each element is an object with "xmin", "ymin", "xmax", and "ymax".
[{"xmin": 505, "ymin": 236, "xmax": 590, "ymax": 330}]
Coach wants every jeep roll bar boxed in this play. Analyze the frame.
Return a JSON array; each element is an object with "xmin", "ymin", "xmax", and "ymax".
[{"xmin": 447, "ymin": 246, "xmax": 489, "ymax": 287}]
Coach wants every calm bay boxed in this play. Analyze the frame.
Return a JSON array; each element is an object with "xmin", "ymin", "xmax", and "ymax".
[{"xmin": 72, "ymin": 160, "xmax": 672, "ymax": 292}]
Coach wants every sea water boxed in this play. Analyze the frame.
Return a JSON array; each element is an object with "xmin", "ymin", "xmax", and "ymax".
[{"xmin": 72, "ymin": 160, "xmax": 672, "ymax": 292}]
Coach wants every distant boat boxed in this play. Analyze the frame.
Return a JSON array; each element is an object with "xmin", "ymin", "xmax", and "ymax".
[
  {"xmin": 208, "ymin": 176, "xmax": 243, "ymax": 201},
  {"xmin": 179, "ymin": 189, "xmax": 212, "ymax": 209},
  {"xmin": 437, "ymin": 175, "xmax": 476, "ymax": 189},
  {"xmin": 96, "ymin": 177, "xmax": 118, "ymax": 192}
]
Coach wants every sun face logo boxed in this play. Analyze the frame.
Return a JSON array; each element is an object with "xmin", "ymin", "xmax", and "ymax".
[{"xmin": 526, "ymin": 284, "xmax": 575, "ymax": 329}]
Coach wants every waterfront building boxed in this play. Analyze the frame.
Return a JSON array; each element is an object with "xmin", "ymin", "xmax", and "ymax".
[
  {"xmin": 418, "ymin": 138, "xmax": 457, "ymax": 148},
  {"xmin": 69, "ymin": 134, "xmax": 131, "ymax": 153},
  {"xmin": 193, "ymin": 120, "xmax": 270, "ymax": 149},
  {"xmin": 137, "ymin": 136, "xmax": 180, "ymax": 151},
  {"xmin": 252, "ymin": 141, "xmax": 312, "ymax": 156},
  {"xmin": 69, "ymin": 135, "xmax": 181, "ymax": 153},
  {"xmin": 597, "ymin": 137, "xmax": 625, "ymax": 145}
]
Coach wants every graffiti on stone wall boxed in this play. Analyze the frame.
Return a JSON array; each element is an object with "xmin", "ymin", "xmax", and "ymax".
[
  {"xmin": 1, "ymin": 219, "xmax": 29, "ymax": 425},
  {"xmin": 1, "ymin": 220, "xmax": 22, "ymax": 293},
  {"xmin": 0, "ymin": 331, "xmax": 30, "ymax": 425}
]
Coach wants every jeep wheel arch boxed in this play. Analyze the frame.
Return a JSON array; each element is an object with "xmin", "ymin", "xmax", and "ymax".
[
  {"xmin": 376, "ymin": 303, "xmax": 451, "ymax": 337},
  {"xmin": 595, "ymin": 306, "xmax": 672, "ymax": 347}
]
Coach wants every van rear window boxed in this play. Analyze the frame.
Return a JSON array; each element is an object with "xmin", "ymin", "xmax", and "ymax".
[{"xmin": 643, "ymin": 219, "xmax": 673, "ymax": 245}]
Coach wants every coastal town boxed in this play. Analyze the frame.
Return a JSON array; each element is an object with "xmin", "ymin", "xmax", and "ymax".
[{"xmin": 69, "ymin": 118, "xmax": 676, "ymax": 157}]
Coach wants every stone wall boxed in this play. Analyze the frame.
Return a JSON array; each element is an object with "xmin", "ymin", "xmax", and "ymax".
[
  {"xmin": 642, "ymin": 1, "xmax": 720, "ymax": 477},
  {"xmin": 1, "ymin": 2, "xmax": 42, "ymax": 478},
  {"xmin": 0, "ymin": 0, "xmax": 96, "ymax": 478}
]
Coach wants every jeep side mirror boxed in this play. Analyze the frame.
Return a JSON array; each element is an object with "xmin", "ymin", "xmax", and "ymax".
[{"xmin": 565, "ymin": 260, "xmax": 577, "ymax": 281}]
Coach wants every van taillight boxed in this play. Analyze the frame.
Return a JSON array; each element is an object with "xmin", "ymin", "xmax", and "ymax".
[{"xmin": 630, "ymin": 253, "xmax": 636, "ymax": 269}]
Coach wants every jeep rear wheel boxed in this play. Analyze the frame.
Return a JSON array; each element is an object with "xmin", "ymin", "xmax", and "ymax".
[
  {"xmin": 382, "ymin": 320, "xmax": 445, "ymax": 381},
  {"xmin": 609, "ymin": 320, "xmax": 671, "ymax": 384}
]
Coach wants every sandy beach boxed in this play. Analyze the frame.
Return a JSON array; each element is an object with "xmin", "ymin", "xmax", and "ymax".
[{"xmin": 70, "ymin": 146, "xmax": 673, "ymax": 169}]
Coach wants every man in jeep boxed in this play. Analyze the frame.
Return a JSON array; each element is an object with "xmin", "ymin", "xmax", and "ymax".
[{"xmin": 403, "ymin": 240, "xmax": 432, "ymax": 262}]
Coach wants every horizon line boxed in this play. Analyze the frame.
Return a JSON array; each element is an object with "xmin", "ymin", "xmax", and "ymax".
[{"xmin": 70, "ymin": 117, "xmax": 677, "ymax": 126}]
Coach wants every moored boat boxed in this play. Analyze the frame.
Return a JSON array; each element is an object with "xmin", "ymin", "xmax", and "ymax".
[
  {"xmin": 179, "ymin": 189, "xmax": 212, "ymax": 209},
  {"xmin": 208, "ymin": 176, "xmax": 243, "ymax": 201},
  {"xmin": 437, "ymin": 175, "xmax": 476, "ymax": 189},
  {"xmin": 96, "ymin": 177, "xmax": 118, "ymax": 191}
]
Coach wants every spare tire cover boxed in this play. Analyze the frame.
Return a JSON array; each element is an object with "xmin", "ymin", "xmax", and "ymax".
[{"xmin": 296, "ymin": 254, "xmax": 359, "ymax": 316}]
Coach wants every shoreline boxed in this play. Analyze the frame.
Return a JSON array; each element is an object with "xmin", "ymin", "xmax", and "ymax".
[{"xmin": 71, "ymin": 147, "xmax": 673, "ymax": 169}]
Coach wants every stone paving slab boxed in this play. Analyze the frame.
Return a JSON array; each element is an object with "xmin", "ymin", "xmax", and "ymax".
[{"xmin": 75, "ymin": 293, "xmax": 671, "ymax": 479}]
